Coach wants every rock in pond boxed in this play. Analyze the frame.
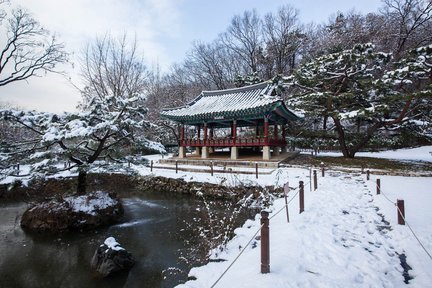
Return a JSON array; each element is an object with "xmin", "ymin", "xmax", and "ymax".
[
  {"xmin": 21, "ymin": 191, "xmax": 123, "ymax": 232},
  {"xmin": 91, "ymin": 237, "xmax": 135, "ymax": 277}
]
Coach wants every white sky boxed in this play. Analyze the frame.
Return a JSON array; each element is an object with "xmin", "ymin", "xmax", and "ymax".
[{"xmin": 1, "ymin": 0, "xmax": 382, "ymax": 113}]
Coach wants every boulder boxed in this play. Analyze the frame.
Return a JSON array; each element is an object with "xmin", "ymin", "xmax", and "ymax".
[
  {"xmin": 91, "ymin": 237, "xmax": 135, "ymax": 277},
  {"xmin": 21, "ymin": 191, "xmax": 123, "ymax": 232}
]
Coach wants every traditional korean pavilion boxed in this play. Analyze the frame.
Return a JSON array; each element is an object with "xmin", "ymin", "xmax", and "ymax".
[{"xmin": 160, "ymin": 81, "xmax": 300, "ymax": 160}]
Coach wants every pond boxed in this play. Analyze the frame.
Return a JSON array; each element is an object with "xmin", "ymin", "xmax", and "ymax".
[{"xmin": 0, "ymin": 194, "xmax": 253, "ymax": 288}]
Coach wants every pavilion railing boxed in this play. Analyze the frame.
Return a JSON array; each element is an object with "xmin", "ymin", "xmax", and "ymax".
[{"xmin": 181, "ymin": 137, "xmax": 286, "ymax": 147}]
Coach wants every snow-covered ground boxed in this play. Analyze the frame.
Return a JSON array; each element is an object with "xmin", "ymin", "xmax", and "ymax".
[
  {"xmin": 317, "ymin": 145, "xmax": 432, "ymax": 162},
  {"xmin": 177, "ymin": 169, "xmax": 432, "ymax": 288},
  {"xmin": 1, "ymin": 147, "xmax": 431, "ymax": 287}
]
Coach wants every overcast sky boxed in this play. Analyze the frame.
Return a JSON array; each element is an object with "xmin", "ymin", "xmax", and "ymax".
[{"xmin": 1, "ymin": 0, "xmax": 382, "ymax": 113}]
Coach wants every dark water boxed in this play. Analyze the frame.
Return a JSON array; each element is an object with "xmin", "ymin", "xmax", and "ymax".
[{"xmin": 0, "ymin": 196, "xmax": 247, "ymax": 288}]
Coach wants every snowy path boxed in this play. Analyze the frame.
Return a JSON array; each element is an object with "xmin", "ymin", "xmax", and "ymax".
[{"xmin": 178, "ymin": 171, "xmax": 429, "ymax": 288}]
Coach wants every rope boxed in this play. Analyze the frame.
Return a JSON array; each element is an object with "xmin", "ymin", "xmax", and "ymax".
[
  {"xmin": 270, "ymin": 187, "xmax": 300, "ymax": 220},
  {"xmin": 372, "ymin": 180, "xmax": 396, "ymax": 205},
  {"xmin": 211, "ymin": 180, "xmax": 307, "ymax": 287},
  {"xmin": 368, "ymin": 178, "xmax": 432, "ymax": 261},
  {"xmin": 396, "ymin": 205, "xmax": 432, "ymax": 260},
  {"xmin": 381, "ymin": 191, "xmax": 396, "ymax": 205},
  {"xmin": 210, "ymin": 223, "xmax": 264, "ymax": 288},
  {"xmin": 211, "ymin": 173, "xmax": 431, "ymax": 288}
]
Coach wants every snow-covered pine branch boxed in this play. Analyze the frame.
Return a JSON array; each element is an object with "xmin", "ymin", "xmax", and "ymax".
[
  {"xmin": 0, "ymin": 91, "xmax": 164, "ymax": 194},
  {"xmin": 274, "ymin": 43, "xmax": 431, "ymax": 157}
]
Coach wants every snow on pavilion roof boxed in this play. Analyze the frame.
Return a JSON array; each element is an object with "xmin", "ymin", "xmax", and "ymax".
[{"xmin": 160, "ymin": 82, "xmax": 299, "ymax": 125}]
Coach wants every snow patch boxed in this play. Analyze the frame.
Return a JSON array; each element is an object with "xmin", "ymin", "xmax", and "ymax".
[
  {"xmin": 103, "ymin": 237, "xmax": 125, "ymax": 252},
  {"xmin": 64, "ymin": 191, "xmax": 118, "ymax": 216}
]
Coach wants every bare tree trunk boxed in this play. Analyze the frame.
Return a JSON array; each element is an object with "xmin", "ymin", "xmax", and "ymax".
[
  {"xmin": 333, "ymin": 117, "xmax": 352, "ymax": 158},
  {"xmin": 323, "ymin": 115, "xmax": 328, "ymax": 130},
  {"xmin": 77, "ymin": 169, "xmax": 87, "ymax": 195}
]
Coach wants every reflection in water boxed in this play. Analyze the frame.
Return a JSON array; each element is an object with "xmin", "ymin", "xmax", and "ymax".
[{"xmin": 0, "ymin": 196, "xmax": 251, "ymax": 288}]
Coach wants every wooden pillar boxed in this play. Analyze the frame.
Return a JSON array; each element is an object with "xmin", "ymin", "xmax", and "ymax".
[
  {"xmin": 194, "ymin": 124, "xmax": 202, "ymax": 155},
  {"xmin": 281, "ymin": 124, "xmax": 287, "ymax": 153},
  {"xmin": 255, "ymin": 121, "xmax": 260, "ymax": 152},
  {"xmin": 376, "ymin": 179, "xmax": 381, "ymax": 195},
  {"xmin": 299, "ymin": 181, "xmax": 304, "ymax": 213},
  {"xmin": 231, "ymin": 120, "xmax": 238, "ymax": 159},
  {"xmin": 203, "ymin": 123, "xmax": 208, "ymax": 142},
  {"xmin": 179, "ymin": 124, "xmax": 185, "ymax": 142},
  {"xmin": 209, "ymin": 126, "xmax": 214, "ymax": 153},
  {"xmin": 313, "ymin": 170, "xmax": 318, "ymax": 191},
  {"xmin": 397, "ymin": 199, "xmax": 405, "ymax": 225},
  {"xmin": 202, "ymin": 123, "xmax": 209, "ymax": 159},
  {"xmin": 273, "ymin": 123, "xmax": 280, "ymax": 156},
  {"xmin": 179, "ymin": 124, "xmax": 186, "ymax": 158},
  {"xmin": 260, "ymin": 211, "xmax": 270, "ymax": 273},
  {"xmin": 232, "ymin": 120, "xmax": 237, "ymax": 144},
  {"xmin": 263, "ymin": 117, "xmax": 270, "ymax": 160}
]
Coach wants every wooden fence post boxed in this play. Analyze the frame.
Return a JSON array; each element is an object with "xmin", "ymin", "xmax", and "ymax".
[
  {"xmin": 376, "ymin": 179, "xmax": 380, "ymax": 195},
  {"xmin": 366, "ymin": 170, "xmax": 370, "ymax": 180},
  {"xmin": 299, "ymin": 181, "xmax": 304, "ymax": 214},
  {"xmin": 175, "ymin": 160, "xmax": 178, "ymax": 174},
  {"xmin": 309, "ymin": 168, "xmax": 312, "ymax": 192},
  {"xmin": 313, "ymin": 170, "xmax": 318, "ymax": 191},
  {"xmin": 255, "ymin": 162, "xmax": 259, "ymax": 179},
  {"xmin": 284, "ymin": 182, "xmax": 290, "ymax": 223},
  {"xmin": 321, "ymin": 166, "xmax": 325, "ymax": 177},
  {"xmin": 210, "ymin": 161, "xmax": 214, "ymax": 176},
  {"xmin": 261, "ymin": 210, "xmax": 270, "ymax": 273},
  {"xmin": 150, "ymin": 160, "xmax": 153, "ymax": 172},
  {"xmin": 397, "ymin": 199, "xmax": 405, "ymax": 225}
]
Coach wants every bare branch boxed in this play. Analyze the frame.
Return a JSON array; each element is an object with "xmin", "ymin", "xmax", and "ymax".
[{"xmin": 0, "ymin": 7, "xmax": 67, "ymax": 87}]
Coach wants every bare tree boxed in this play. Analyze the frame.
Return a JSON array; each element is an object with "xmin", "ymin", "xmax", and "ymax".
[
  {"xmin": 0, "ymin": 6, "xmax": 67, "ymax": 87},
  {"xmin": 221, "ymin": 10, "xmax": 263, "ymax": 74},
  {"xmin": 79, "ymin": 34, "xmax": 149, "ymax": 109},
  {"xmin": 262, "ymin": 5, "xmax": 305, "ymax": 76},
  {"xmin": 144, "ymin": 64, "xmax": 202, "ymax": 146},
  {"xmin": 184, "ymin": 40, "xmax": 240, "ymax": 90},
  {"xmin": 0, "ymin": 1, "xmax": 7, "ymax": 23},
  {"xmin": 381, "ymin": 0, "xmax": 432, "ymax": 58},
  {"xmin": 0, "ymin": 34, "xmax": 156, "ymax": 194}
]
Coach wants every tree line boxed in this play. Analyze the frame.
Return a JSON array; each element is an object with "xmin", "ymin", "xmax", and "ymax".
[
  {"xmin": 0, "ymin": 0, "xmax": 431, "ymax": 193},
  {"xmin": 145, "ymin": 0, "xmax": 432, "ymax": 153}
]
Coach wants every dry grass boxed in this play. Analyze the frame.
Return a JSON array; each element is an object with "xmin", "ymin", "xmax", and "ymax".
[{"xmin": 285, "ymin": 154, "xmax": 432, "ymax": 174}]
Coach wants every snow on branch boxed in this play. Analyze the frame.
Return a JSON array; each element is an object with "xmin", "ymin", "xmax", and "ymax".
[{"xmin": 0, "ymin": 92, "xmax": 161, "ymax": 182}]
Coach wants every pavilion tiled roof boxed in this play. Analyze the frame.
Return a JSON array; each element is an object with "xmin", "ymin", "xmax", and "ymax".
[{"xmin": 160, "ymin": 81, "xmax": 299, "ymax": 124}]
